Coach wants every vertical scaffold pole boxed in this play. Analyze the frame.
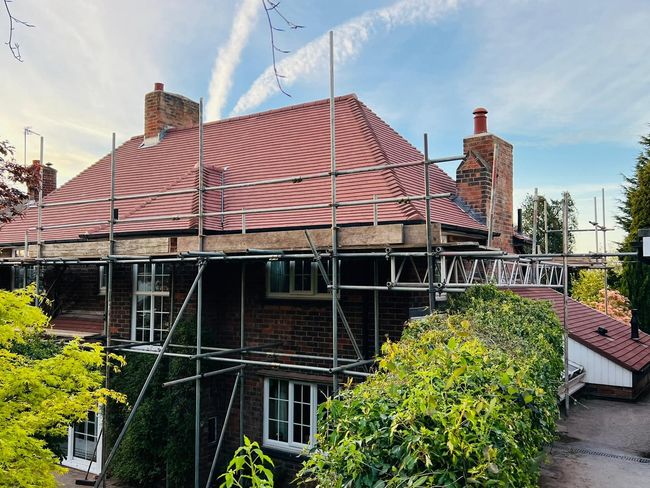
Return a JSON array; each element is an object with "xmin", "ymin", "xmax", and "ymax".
[
  {"xmin": 423, "ymin": 134, "xmax": 435, "ymax": 312},
  {"xmin": 486, "ymin": 143, "xmax": 499, "ymax": 247},
  {"xmin": 195, "ymin": 98, "xmax": 205, "ymax": 488},
  {"xmin": 543, "ymin": 199, "xmax": 549, "ymax": 254},
  {"xmin": 329, "ymin": 30, "xmax": 339, "ymax": 394},
  {"xmin": 562, "ymin": 192, "xmax": 570, "ymax": 414},
  {"xmin": 593, "ymin": 196, "xmax": 599, "ymax": 252},
  {"xmin": 602, "ymin": 188, "xmax": 609, "ymax": 315},
  {"xmin": 94, "ymin": 262, "xmax": 208, "ymax": 488},
  {"xmin": 532, "ymin": 187, "xmax": 538, "ymax": 254},
  {"xmin": 239, "ymin": 262, "xmax": 246, "ymax": 445},
  {"xmin": 103, "ymin": 132, "xmax": 116, "ymax": 487},
  {"xmin": 373, "ymin": 195, "xmax": 379, "ymax": 356},
  {"xmin": 35, "ymin": 137, "xmax": 44, "ymax": 303}
]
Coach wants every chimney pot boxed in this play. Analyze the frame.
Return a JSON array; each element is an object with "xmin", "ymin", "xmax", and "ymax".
[
  {"xmin": 154, "ymin": 82, "xmax": 164, "ymax": 91},
  {"xmin": 473, "ymin": 107, "xmax": 488, "ymax": 134}
]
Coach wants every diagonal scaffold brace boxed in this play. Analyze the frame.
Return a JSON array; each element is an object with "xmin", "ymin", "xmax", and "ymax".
[
  {"xmin": 93, "ymin": 259, "xmax": 208, "ymax": 488},
  {"xmin": 304, "ymin": 230, "xmax": 363, "ymax": 361}
]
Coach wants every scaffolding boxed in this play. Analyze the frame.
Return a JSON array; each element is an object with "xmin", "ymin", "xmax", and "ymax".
[{"xmin": 0, "ymin": 32, "xmax": 639, "ymax": 488}]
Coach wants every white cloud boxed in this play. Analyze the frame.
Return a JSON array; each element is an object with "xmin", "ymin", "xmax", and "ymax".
[
  {"xmin": 205, "ymin": 0, "xmax": 260, "ymax": 121},
  {"xmin": 0, "ymin": 0, "xmax": 230, "ymax": 185},
  {"xmin": 231, "ymin": 0, "xmax": 460, "ymax": 115}
]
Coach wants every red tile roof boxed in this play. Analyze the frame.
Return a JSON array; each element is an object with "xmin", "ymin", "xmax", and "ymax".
[
  {"xmin": 0, "ymin": 95, "xmax": 484, "ymax": 245},
  {"xmin": 512, "ymin": 288, "xmax": 650, "ymax": 373}
]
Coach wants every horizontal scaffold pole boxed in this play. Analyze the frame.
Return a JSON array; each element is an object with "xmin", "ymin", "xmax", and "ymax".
[{"xmin": 162, "ymin": 364, "xmax": 245, "ymax": 388}]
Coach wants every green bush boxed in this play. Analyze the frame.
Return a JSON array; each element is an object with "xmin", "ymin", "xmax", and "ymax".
[{"xmin": 298, "ymin": 286, "xmax": 563, "ymax": 487}]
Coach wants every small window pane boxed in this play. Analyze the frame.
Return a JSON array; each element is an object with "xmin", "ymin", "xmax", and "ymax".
[
  {"xmin": 294, "ymin": 260, "xmax": 312, "ymax": 292},
  {"xmin": 269, "ymin": 261, "xmax": 290, "ymax": 293}
]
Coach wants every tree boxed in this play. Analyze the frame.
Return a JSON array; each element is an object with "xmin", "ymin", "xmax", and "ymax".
[
  {"xmin": 0, "ymin": 286, "xmax": 125, "ymax": 488},
  {"xmin": 617, "ymin": 133, "xmax": 650, "ymax": 330},
  {"xmin": 1, "ymin": 138, "xmax": 40, "ymax": 223},
  {"xmin": 520, "ymin": 192, "xmax": 578, "ymax": 253},
  {"xmin": 571, "ymin": 269, "xmax": 631, "ymax": 323}
]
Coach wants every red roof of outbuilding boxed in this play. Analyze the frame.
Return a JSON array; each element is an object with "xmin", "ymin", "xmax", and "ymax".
[
  {"xmin": 0, "ymin": 95, "xmax": 484, "ymax": 245},
  {"xmin": 512, "ymin": 288, "xmax": 650, "ymax": 373}
]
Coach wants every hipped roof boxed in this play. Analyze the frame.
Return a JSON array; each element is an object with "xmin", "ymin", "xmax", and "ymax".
[{"xmin": 0, "ymin": 95, "xmax": 484, "ymax": 245}]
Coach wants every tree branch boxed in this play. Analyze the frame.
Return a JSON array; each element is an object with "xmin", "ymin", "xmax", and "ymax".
[
  {"xmin": 3, "ymin": 0, "xmax": 34, "ymax": 62},
  {"xmin": 262, "ymin": 0, "xmax": 303, "ymax": 97}
]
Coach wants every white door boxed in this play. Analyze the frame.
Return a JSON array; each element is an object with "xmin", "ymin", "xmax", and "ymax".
[{"xmin": 63, "ymin": 410, "xmax": 102, "ymax": 475}]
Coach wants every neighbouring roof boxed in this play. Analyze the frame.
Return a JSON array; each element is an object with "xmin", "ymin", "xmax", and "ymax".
[
  {"xmin": 47, "ymin": 314, "xmax": 104, "ymax": 338},
  {"xmin": 512, "ymin": 288, "xmax": 650, "ymax": 373},
  {"xmin": 0, "ymin": 95, "xmax": 484, "ymax": 245}
]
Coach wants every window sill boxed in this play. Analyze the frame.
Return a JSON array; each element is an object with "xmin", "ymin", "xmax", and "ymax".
[{"xmin": 261, "ymin": 442, "xmax": 310, "ymax": 460}]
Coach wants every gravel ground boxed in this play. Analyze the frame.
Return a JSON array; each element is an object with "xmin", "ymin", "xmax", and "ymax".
[{"xmin": 541, "ymin": 391, "xmax": 650, "ymax": 487}]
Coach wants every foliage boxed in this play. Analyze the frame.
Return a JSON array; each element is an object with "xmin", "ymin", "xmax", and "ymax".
[
  {"xmin": 520, "ymin": 192, "xmax": 578, "ymax": 253},
  {"xmin": 617, "ymin": 133, "xmax": 650, "ymax": 330},
  {"xmin": 571, "ymin": 269, "xmax": 631, "ymax": 323},
  {"xmin": 298, "ymin": 286, "xmax": 563, "ymax": 488},
  {"xmin": 219, "ymin": 436, "xmax": 274, "ymax": 488},
  {"xmin": 0, "ymin": 138, "xmax": 41, "ymax": 223},
  {"xmin": 106, "ymin": 320, "xmax": 197, "ymax": 487},
  {"xmin": 0, "ymin": 286, "xmax": 125, "ymax": 488}
]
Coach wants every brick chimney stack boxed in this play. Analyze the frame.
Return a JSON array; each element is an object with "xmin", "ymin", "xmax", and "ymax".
[
  {"xmin": 456, "ymin": 108, "xmax": 514, "ymax": 252},
  {"xmin": 144, "ymin": 83, "xmax": 199, "ymax": 144},
  {"xmin": 28, "ymin": 160, "xmax": 57, "ymax": 201}
]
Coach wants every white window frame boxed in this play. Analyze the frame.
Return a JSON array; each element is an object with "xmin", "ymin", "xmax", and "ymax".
[
  {"xmin": 62, "ymin": 408, "xmax": 103, "ymax": 475},
  {"xmin": 130, "ymin": 263, "xmax": 172, "ymax": 343},
  {"xmin": 265, "ymin": 259, "xmax": 333, "ymax": 300},
  {"xmin": 263, "ymin": 378, "xmax": 319, "ymax": 454}
]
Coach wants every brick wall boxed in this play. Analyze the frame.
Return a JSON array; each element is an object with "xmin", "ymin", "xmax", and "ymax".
[
  {"xmin": 458, "ymin": 133, "xmax": 514, "ymax": 252},
  {"xmin": 40, "ymin": 258, "xmax": 428, "ymax": 485},
  {"xmin": 144, "ymin": 83, "xmax": 199, "ymax": 140},
  {"xmin": 27, "ymin": 160, "xmax": 57, "ymax": 201}
]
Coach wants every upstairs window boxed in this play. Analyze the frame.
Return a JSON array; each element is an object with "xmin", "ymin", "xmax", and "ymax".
[
  {"xmin": 131, "ymin": 264, "xmax": 172, "ymax": 342},
  {"xmin": 266, "ymin": 259, "xmax": 332, "ymax": 299}
]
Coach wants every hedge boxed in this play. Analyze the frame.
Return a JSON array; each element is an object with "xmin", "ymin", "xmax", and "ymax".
[{"xmin": 298, "ymin": 286, "xmax": 564, "ymax": 487}]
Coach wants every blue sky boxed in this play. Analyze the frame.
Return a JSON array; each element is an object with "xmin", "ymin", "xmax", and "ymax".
[{"xmin": 2, "ymin": 0, "xmax": 649, "ymax": 251}]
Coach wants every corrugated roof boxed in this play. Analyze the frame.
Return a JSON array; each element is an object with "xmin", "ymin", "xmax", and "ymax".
[
  {"xmin": 0, "ymin": 95, "xmax": 484, "ymax": 245},
  {"xmin": 512, "ymin": 288, "xmax": 650, "ymax": 373}
]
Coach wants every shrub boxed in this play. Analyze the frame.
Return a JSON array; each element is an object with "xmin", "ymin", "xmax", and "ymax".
[
  {"xmin": 219, "ymin": 436, "xmax": 274, "ymax": 488},
  {"xmin": 298, "ymin": 286, "xmax": 563, "ymax": 487}
]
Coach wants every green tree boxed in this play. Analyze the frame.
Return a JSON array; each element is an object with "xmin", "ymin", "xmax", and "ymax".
[
  {"xmin": 617, "ymin": 133, "xmax": 650, "ymax": 330},
  {"xmin": 520, "ymin": 192, "xmax": 578, "ymax": 253},
  {"xmin": 0, "ymin": 286, "xmax": 125, "ymax": 488},
  {"xmin": 571, "ymin": 269, "xmax": 631, "ymax": 323}
]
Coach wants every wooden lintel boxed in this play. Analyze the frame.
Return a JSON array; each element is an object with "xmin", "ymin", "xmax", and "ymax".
[{"xmin": 178, "ymin": 224, "xmax": 405, "ymax": 253}]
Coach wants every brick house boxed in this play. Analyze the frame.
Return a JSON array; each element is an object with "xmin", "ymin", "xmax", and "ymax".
[{"xmin": 0, "ymin": 84, "xmax": 520, "ymax": 483}]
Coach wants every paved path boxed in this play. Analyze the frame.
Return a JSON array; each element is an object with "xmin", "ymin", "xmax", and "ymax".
[{"xmin": 541, "ymin": 392, "xmax": 650, "ymax": 487}]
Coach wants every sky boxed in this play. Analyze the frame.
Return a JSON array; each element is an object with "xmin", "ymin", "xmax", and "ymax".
[{"xmin": 2, "ymin": 0, "xmax": 649, "ymax": 252}]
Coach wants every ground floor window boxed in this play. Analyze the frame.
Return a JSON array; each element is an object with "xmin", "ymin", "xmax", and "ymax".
[
  {"xmin": 263, "ymin": 378, "xmax": 330, "ymax": 453},
  {"xmin": 62, "ymin": 409, "xmax": 102, "ymax": 475}
]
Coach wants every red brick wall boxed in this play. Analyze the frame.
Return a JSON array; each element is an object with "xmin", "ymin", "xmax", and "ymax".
[
  {"xmin": 458, "ymin": 134, "xmax": 514, "ymax": 252},
  {"xmin": 144, "ymin": 88, "xmax": 199, "ymax": 140},
  {"xmin": 43, "ymin": 259, "xmax": 428, "ymax": 485}
]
